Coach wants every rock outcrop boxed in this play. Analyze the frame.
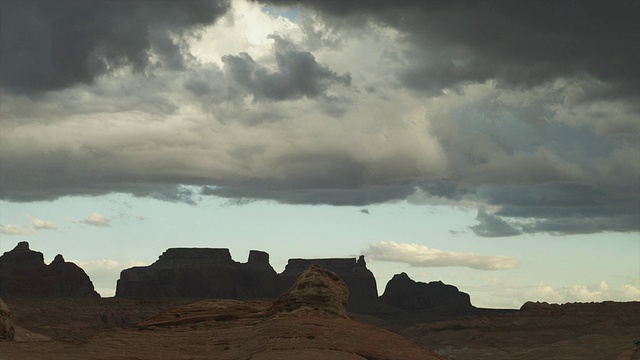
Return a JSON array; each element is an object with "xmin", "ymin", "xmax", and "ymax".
[
  {"xmin": 0, "ymin": 242, "xmax": 100, "ymax": 298},
  {"xmin": 116, "ymin": 248, "xmax": 280, "ymax": 299},
  {"xmin": 268, "ymin": 265, "xmax": 350, "ymax": 318},
  {"xmin": 380, "ymin": 272, "xmax": 472, "ymax": 310},
  {"xmin": 279, "ymin": 255, "xmax": 380, "ymax": 312},
  {"xmin": 0, "ymin": 297, "xmax": 14, "ymax": 340}
]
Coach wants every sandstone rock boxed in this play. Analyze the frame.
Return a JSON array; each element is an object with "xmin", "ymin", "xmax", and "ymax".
[
  {"xmin": 268, "ymin": 265, "xmax": 349, "ymax": 318},
  {"xmin": 0, "ymin": 242, "xmax": 100, "ymax": 298},
  {"xmin": 0, "ymin": 296, "xmax": 15, "ymax": 340},
  {"xmin": 279, "ymin": 255, "xmax": 381, "ymax": 312},
  {"xmin": 380, "ymin": 272, "xmax": 472, "ymax": 310},
  {"xmin": 116, "ymin": 248, "xmax": 281, "ymax": 299}
]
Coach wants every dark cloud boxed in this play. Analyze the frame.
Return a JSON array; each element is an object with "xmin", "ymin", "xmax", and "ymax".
[
  {"xmin": 259, "ymin": 0, "xmax": 640, "ymax": 99},
  {"xmin": 469, "ymin": 209, "xmax": 522, "ymax": 237},
  {"xmin": 359, "ymin": 208, "xmax": 370, "ymax": 215},
  {"xmin": 521, "ymin": 215, "xmax": 639, "ymax": 235},
  {"xmin": 0, "ymin": 0, "xmax": 230, "ymax": 93},
  {"xmin": 222, "ymin": 36, "xmax": 350, "ymax": 101},
  {"xmin": 0, "ymin": 1, "xmax": 637, "ymax": 239},
  {"xmin": 202, "ymin": 183, "xmax": 416, "ymax": 206}
]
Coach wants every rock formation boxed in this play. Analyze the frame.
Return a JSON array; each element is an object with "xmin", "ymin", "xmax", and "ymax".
[
  {"xmin": 116, "ymin": 248, "xmax": 382, "ymax": 312},
  {"xmin": 115, "ymin": 247, "xmax": 479, "ymax": 314},
  {"xmin": 380, "ymin": 272, "xmax": 472, "ymax": 310},
  {"xmin": 279, "ymin": 255, "xmax": 380, "ymax": 312},
  {"xmin": 268, "ymin": 265, "xmax": 350, "ymax": 318},
  {"xmin": 0, "ymin": 242, "xmax": 99, "ymax": 298},
  {"xmin": 116, "ymin": 248, "xmax": 280, "ymax": 299},
  {"xmin": 0, "ymin": 267, "xmax": 443, "ymax": 359},
  {"xmin": 0, "ymin": 297, "xmax": 14, "ymax": 340}
]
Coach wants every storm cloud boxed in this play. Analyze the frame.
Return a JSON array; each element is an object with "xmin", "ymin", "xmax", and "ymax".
[
  {"xmin": 0, "ymin": 0, "xmax": 230, "ymax": 93},
  {"xmin": 222, "ymin": 36, "xmax": 351, "ymax": 101},
  {"xmin": 259, "ymin": 0, "xmax": 640, "ymax": 98},
  {"xmin": 0, "ymin": 1, "xmax": 638, "ymax": 236}
]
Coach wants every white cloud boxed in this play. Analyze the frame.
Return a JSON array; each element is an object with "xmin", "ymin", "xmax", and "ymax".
[
  {"xmin": 68, "ymin": 259, "xmax": 147, "ymax": 297},
  {"xmin": 0, "ymin": 224, "xmax": 33, "ymax": 235},
  {"xmin": 84, "ymin": 213, "xmax": 110, "ymax": 227},
  {"xmin": 474, "ymin": 279, "xmax": 640, "ymax": 308},
  {"xmin": 25, "ymin": 214, "xmax": 58, "ymax": 230},
  {"xmin": 363, "ymin": 240, "xmax": 517, "ymax": 270},
  {"xmin": 70, "ymin": 259, "xmax": 146, "ymax": 272},
  {"xmin": 539, "ymin": 280, "xmax": 640, "ymax": 303},
  {"xmin": 0, "ymin": 215, "xmax": 58, "ymax": 235}
]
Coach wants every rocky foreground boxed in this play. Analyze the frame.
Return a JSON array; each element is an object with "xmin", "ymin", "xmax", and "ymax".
[
  {"xmin": 2, "ymin": 296, "xmax": 638, "ymax": 360},
  {"xmin": 0, "ymin": 265, "xmax": 442, "ymax": 360},
  {"xmin": 400, "ymin": 301, "xmax": 640, "ymax": 360}
]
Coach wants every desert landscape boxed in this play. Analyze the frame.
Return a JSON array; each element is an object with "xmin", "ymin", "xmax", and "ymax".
[
  {"xmin": 1, "ymin": 242, "xmax": 638, "ymax": 360},
  {"xmin": 1, "ymin": 1, "xmax": 639, "ymax": 359}
]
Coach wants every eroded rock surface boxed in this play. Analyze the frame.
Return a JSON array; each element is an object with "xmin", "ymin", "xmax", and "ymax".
[
  {"xmin": 0, "ymin": 242, "xmax": 99, "ymax": 298},
  {"xmin": 279, "ymin": 255, "xmax": 381, "ymax": 312},
  {"xmin": 0, "ymin": 296, "xmax": 15, "ymax": 340},
  {"xmin": 268, "ymin": 264, "xmax": 349, "ymax": 318}
]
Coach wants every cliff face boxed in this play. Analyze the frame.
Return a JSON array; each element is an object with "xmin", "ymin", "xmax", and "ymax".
[
  {"xmin": 116, "ymin": 248, "xmax": 281, "ymax": 299},
  {"xmin": 380, "ymin": 272, "xmax": 472, "ymax": 310},
  {"xmin": 115, "ymin": 248, "xmax": 474, "ymax": 314},
  {"xmin": 0, "ymin": 242, "xmax": 100, "ymax": 298},
  {"xmin": 116, "ymin": 249, "xmax": 382, "ymax": 312}
]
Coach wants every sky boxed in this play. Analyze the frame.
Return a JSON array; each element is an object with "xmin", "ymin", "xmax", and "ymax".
[{"xmin": 0, "ymin": 0, "xmax": 638, "ymax": 308}]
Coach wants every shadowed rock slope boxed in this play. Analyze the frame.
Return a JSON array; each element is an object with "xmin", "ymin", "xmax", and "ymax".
[
  {"xmin": 0, "ymin": 296, "xmax": 15, "ymax": 340},
  {"xmin": 0, "ymin": 242, "xmax": 99, "ymax": 298}
]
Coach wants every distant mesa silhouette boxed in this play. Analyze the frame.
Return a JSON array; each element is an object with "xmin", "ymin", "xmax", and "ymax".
[
  {"xmin": 115, "ymin": 248, "xmax": 382, "ymax": 312},
  {"xmin": 116, "ymin": 248, "xmax": 281, "ymax": 299},
  {"xmin": 0, "ymin": 242, "xmax": 100, "ymax": 298},
  {"xmin": 116, "ymin": 247, "xmax": 472, "ymax": 314},
  {"xmin": 380, "ymin": 272, "xmax": 472, "ymax": 311},
  {"xmin": 1, "ymin": 242, "xmax": 475, "ymax": 314}
]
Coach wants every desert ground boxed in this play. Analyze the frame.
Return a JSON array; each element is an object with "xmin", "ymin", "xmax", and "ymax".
[{"xmin": 2, "ymin": 296, "xmax": 638, "ymax": 360}]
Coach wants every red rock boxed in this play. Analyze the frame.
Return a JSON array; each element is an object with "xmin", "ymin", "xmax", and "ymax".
[{"xmin": 267, "ymin": 264, "xmax": 350, "ymax": 318}]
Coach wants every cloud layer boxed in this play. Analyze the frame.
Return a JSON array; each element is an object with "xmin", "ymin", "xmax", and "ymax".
[
  {"xmin": 363, "ymin": 241, "xmax": 517, "ymax": 270},
  {"xmin": 0, "ymin": 214, "xmax": 58, "ymax": 235},
  {"xmin": 0, "ymin": 1, "xmax": 638, "ymax": 236}
]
